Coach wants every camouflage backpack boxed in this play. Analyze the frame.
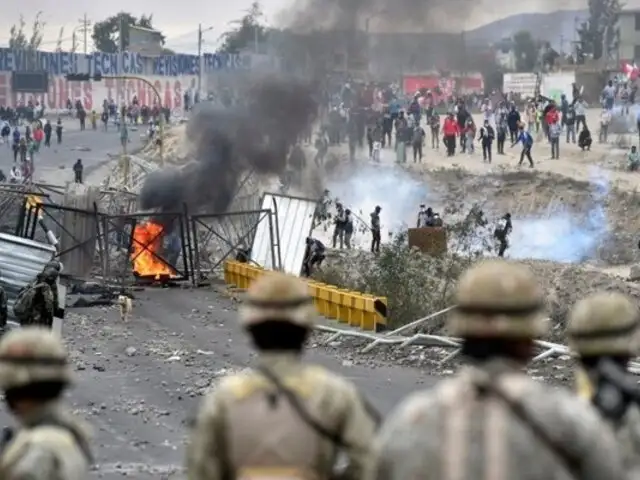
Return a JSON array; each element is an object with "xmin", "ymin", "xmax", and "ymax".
[{"xmin": 13, "ymin": 284, "xmax": 40, "ymax": 322}]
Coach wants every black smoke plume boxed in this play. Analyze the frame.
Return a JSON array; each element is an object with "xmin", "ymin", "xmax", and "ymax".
[{"xmin": 139, "ymin": 76, "xmax": 318, "ymax": 214}]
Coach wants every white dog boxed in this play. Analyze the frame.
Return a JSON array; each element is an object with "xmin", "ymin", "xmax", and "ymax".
[{"xmin": 117, "ymin": 295, "xmax": 133, "ymax": 322}]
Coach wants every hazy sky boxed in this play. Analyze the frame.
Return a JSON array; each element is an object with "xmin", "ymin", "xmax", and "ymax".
[
  {"xmin": 0, "ymin": 0, "xmax": 289, "ymax": 53},
  {"xmin": 0, "ymin": 0, "xmax": 588, "ymax": 54}
]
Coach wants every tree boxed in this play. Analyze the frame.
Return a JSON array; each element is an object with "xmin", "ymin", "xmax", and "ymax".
[
  {"xmin": 92, "ymin": 12, "xmax": 165, "ymax": 53},
  {"xmin": 9, "ymin": 12, "xmax": 45, "ymax": 51},
  {"xmin": 218, "ymin": 2, "xmax": 269, "ymax": 54},
  {"xmin": 576, "ymin": 0, "xmax": 620, "ymax": 61},
  {"xmin": 512, "ymin": 30, "xmax": 538, "ymax": 71}
]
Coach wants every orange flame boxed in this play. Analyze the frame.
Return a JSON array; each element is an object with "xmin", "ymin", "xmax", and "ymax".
[
  {"xmin": 26, "ymin": 195, "xmax": 43, "ymax": 209},
  {"xmin": 131, "ymin": 221, "xmax": 177, "ymax": 279}
]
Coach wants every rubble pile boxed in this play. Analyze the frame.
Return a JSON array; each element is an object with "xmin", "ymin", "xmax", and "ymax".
[
  {"xmin": 141, "ymin": 124, "xmax": 191, "ymax": 165},
  {"xmin": 101, "ymin": 156, "xmax": 161, "ymax": 193}
]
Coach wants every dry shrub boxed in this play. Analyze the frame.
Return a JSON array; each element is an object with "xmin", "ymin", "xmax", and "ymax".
[{"xmin": 314, "ymin": 204, "xmax": 492, "ymax": 329}]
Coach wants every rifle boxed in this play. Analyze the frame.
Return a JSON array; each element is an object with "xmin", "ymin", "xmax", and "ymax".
[
  {"xmin": 0, "ymin": 426, "xmax": 14, "ymax": 452},
  {"xmin": 591, "ymin": 358, "xmax": 640, "ymax": 423}
]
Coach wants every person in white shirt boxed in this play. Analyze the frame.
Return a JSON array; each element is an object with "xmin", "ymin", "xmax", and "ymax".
[
  {"xmin": 9, "ymin": 166, "xmax": 22, "ymax": 183},
  {"xmin": 482, "ymin": 102, "xmax": 493, "ymax": 126},
  {"xmin": 574, "ymin": 99, "xmax": 588, "ymax": 133},
  {"xmin": 417, "ymin": 205, "xmax": 433, "ymax": 228},
  {"xmin": 600, "ymin": 109, "xmax": 612, "ymax": 143}
]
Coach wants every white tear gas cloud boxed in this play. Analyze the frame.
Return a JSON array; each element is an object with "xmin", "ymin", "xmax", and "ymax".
[
  {"xmin": 321, "ymin": 164, "xmax": 611, "ymax": 263},
  {"xmin": 609, "ymin": 105, "xmax": 640, "ymax": 134},
  {"xmin": 317, "ymin": 164, "xmax": 430, "ymax": 247},
  {"xmin": 508, "ymin": 168, "xmax": 610, "ymax": 262},
  {"xmin": 139, "ymin": 77, "xmax": 318, "ymax": 214}
]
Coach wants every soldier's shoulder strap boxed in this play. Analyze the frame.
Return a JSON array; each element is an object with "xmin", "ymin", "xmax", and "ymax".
[
  {"xmin": 473, "ymin": 375, "xmax": 581, "ymax": 478},
  {"xmin": 307, "ymin": 365, "xmax": 381, "ymax": 427},
  {"xmin": 31, "ymin": 417, "xmax": 93, "ymax": 465},
  {"xmin": 256, "ymin": 365, "xmax": 354, "ymax": 449}
]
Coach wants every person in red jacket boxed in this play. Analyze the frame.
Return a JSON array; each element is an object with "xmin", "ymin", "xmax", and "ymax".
[
  {"xmin": 545, "ymin": 106, "xmax": 559, "ymax": 140},
  {"xmin": 443, "ymin": 113, "xmax": 459, "ymax": 156}
]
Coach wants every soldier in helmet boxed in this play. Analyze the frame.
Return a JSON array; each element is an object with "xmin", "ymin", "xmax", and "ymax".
[
  {"xmin": 187, "ymin": 271, "xmax": 379, "ymax": 480},
  {"xmin": 20, "ymin": 272, "xmax": 54, "ymax": 328},
  {"xmin": 0, "ymin": 275, "xmax": 7, "ymax": 336},
  {"xmin": 368, "ymin": 260, "xmax": 625, "ymax": 480},
  {"xmin": 44, "ymin": 260, "xmax": 61, "ymax": 273},
  {"xmin": 0, "ymin": 327, "xmax": 92, "ymax": 478},
  {"xmin": 567, "ymin": 292, "xmax": 640, "ymax": 476},
  {"xmin": 42, "ymin": 267, "xmax": 62, "ymax": 319}
]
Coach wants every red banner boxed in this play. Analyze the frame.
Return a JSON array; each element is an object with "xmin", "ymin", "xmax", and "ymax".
[{"xmin": 403, "ymin": 74, "xmax": 484, "ymax": 97}]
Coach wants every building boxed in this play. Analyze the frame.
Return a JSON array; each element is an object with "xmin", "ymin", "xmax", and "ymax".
[{"xmin": 619, "ymin": 2, "xmax": 640, "ymax": 62}]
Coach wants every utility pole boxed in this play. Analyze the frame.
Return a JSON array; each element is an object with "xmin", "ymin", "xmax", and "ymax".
[
  {"xmin": 197, "ymin": 24, "xmax": 203, "ymax": 97},
  {"xmin": 460, "ymin": 30, "xmax": 467, "ymax": 92},
  {"xmin": 83, "ymin": 14, "xmax": 89, "ymax": 53},
  {"xmin": 77, "ymin": 14, "xmax": 91, "ymax": 53},
  {"xmin": 254, "ymin": 25, "xmax": 259, "ymax": 53},
  {"xmin": 118, "ymin": 15, "xmax": 126, "ymax": 106},
  {"xmin": 197, "ymin": 25, "xmax": 213, "ymax": 100}
]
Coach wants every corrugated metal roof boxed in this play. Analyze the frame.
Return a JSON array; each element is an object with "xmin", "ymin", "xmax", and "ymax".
[{"xmin": 0, "ymin": 233, "xmax": 56, "ymax": 322}]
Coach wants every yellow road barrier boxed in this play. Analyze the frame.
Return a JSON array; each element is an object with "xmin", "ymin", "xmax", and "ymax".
[{"xmin": 222, "ymin": 261, "xmax": 388, "ymax": 331}]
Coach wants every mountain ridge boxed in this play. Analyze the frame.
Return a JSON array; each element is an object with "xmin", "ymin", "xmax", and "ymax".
[{"xmin": 465, "ymin": 9, "xmax": 589, "ymax": 50}]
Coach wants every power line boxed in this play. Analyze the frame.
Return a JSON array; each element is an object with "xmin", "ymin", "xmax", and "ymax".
[{"xmin": 164, "ymin": 29, "xmax": 201, "ymax": 42}]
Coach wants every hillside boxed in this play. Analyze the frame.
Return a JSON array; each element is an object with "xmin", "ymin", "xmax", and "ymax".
[{"xmin": 466, "ymin": 9, "xmax": 589, "ymax": 50}]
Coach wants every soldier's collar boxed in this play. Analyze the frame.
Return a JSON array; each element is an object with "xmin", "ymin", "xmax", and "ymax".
[
  {"xmin": 19, "ymin": 400, "xmax": 63, "ymax": 428},
  {"xmin": 465, "ymin": 357, "xmax": 526, "ymax": 377},
  {"xmin": 258, "ymin": 351, "xmax": 303, "ymax": 369}
]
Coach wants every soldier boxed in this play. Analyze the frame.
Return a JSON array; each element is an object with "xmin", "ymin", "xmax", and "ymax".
[
  {"xmin": 42, "ymin": 267, "xmax": 62, "ymax": 319},
  {"xmin": 0, "ymin": 327, "xmax": 92, "ymax": 478},
  {"xmin": 19, "ymin": 272, "xmax": 54, "ymax": 328},
  {"xmin": 187, "ymin": 271, "xmax": 378, "ymax": 480},
  {"xmin": 368, "ymin": 260, "xmax": 625, "ymax": 480},
  {"xmin": 0, "ymin": 279, "xmax": 7, "ymax": 335},
  {"xmin": 567, "ymin": 292, "xmax": 640, "ymax": 476}
]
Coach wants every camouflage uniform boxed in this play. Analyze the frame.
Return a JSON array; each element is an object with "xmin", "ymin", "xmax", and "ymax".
[
  {"xmin": 368, "ymin": 260, "xmax": 625, "ymax": 480},
  {"xmin": 187, "ymin": 272, "xmax": 378, "ymax": 480},
  {"xmin": 567, "ymin": 292, "xmax": 640, "ymax": 478},
  {"xmin": 43, "ymin": 267, "xmax": 61, "ymax": 319},
  {"xmin": 0, "ymin": 285, "xmax": 8, "ymax": 334},
  {"xmin": 0, "ymin": 328, "xmax": 91, "ymax": 479},
  {"xmin": 20, "ymin": 273, "xmax": 54, "ymax": 328}
]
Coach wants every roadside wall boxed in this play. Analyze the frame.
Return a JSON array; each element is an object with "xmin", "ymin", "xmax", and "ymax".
[{"xmin": 0, "ymin": 72, "xmax": 198, "ymax": 111}]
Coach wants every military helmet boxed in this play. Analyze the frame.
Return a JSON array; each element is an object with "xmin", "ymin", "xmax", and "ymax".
[
  {"xmin": 449, "ymin": 260, "xmax": 546, "ymax": 338},
  {"xmin": 240, "ymin": 272, "xmax": 315, "ymax": 328},
  {"xmin": 42, "ymin": 267, "xmax": 59, "ymax": 281},
  {"xmin": 45, "ymin": 260, "xmax": 62, "ymax": 273},
  {"xmin": 567, "ymin": 292, "xmax": 639, "ymax": 357},
  {"xmin": 0, "ymin": 327, "xmax": 72, "ymax": 390}
]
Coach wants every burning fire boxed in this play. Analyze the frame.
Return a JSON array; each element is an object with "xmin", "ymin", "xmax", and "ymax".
[
  {"xmin": 131, "ymin": 221, "xmax": 177, "ymax": 279},
  {"xmin": 26, "ymin": 195, "xmax": 43, "ymax": 209}
]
